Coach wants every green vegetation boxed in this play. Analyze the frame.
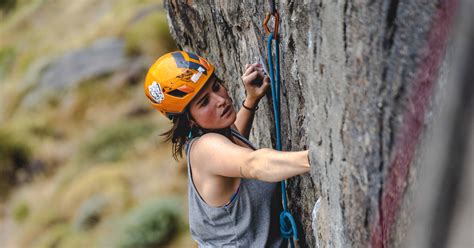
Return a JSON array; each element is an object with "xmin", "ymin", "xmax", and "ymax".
[
  {"xmin": 0, "ymin": 128, "xmax": 31, "ymax": 200},
  {"xmin": 112, "ymin": 198, "xmax": 183, "ymax": 248},
  {"xmin": 35, "ymin": 223, "xmax": 71, "ymax": 248},
  {"xmin": 13, "ymin": 201, "xmax": 30, "ymax": 223},
  {"xmin": 0, "ymin": 0, "xmax": 191, "ymax": 246},
  {"xmin": 80, "ymin": 120, "xmax": 155, "ymax": 163},
  {"xmin": 73, "ymin": 195, "xmax": 108, "ymax": 231},
  {"xmin": 58, "ymin": 166, "xmax": 131, "ymax": 219},
  {"xmin": 0, "ymin": 0, "xmax": 16, "ymax": 14},
  {"xmin": 124, "ymin": 11, "xmax": 177, "ymax": 57},
  {"xmin": 0, "ymin": 46, "xmax": 16, "ymax": 79}
]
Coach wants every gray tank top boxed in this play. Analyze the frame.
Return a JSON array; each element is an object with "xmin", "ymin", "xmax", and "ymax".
[{"xmin": 185, "ymin": 129, "xmax": 285, "ymax": 247}]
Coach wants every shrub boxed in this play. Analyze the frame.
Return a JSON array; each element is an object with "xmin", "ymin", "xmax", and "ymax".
[
  {"xmin": 113, "ymin": 198, "xmax": 182, "ymax": 248},
  {"xmin": 73, "ymin": 195, "xmax": 108, "ymax": 231},
  {"xmin": 0, "ymin": 129, "xmax": 31, "ymax": 200},
  {"xmin": 13, "ymin": 201, "xmax": 30, "ymax": 223},
  {"xmin": 0, "ymin": 0, "xmax": 16, "ymax": 15},
  {"xmin": 80, "ymin": 120, "xmax": 155, "ymax": 163}
]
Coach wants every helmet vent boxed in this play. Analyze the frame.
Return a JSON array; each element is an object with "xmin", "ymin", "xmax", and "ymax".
[{"xmin": 167, "ymin": 89, "xmax": 187, "ymax": 98}]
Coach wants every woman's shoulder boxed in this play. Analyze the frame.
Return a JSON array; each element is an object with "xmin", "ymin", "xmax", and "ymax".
[{"xmin": 192, "ymin": 132, "xmax": 231, "ymax": 149}]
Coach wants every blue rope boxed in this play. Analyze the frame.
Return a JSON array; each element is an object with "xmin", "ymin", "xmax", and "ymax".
[{"xmin": 267, "ymin": 32, "xmax": 298, "ymax": 248}]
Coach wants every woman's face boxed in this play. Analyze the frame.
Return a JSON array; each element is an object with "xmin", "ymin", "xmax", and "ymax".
[{"xmin": 188, "ymin": 76, "xmax": 236, "ymax": 130}]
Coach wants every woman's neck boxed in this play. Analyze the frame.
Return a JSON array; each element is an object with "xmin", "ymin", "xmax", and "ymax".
[{"xmin": 202, "ymin": 127, "xmax": 232, "ymax": 138}]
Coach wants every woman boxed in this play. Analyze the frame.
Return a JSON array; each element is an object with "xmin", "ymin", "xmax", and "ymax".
[{"xmin": 144, "ymin": 51, "xmax": 310, "ymax": 247}]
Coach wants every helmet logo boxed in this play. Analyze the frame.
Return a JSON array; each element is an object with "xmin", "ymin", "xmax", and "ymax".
[
  {"xmin": 191, "ymin": 67, "xmax": 206, "ymax": 83},
  {"xmin": 149, "ymin": 81, "xmax": 165, "ymax": 103}
]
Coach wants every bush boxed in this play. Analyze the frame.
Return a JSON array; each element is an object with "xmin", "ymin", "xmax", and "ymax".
[
  {"xmin": 113, "ymin": 198, "xmax": 182, "ymax": 248},
  {"xmin": 80, "ymin": 120, "xmax": 154, "ymax": 163},
  {"xmin": 0, "ymin": 129, "xmax": 31, "ymax": 200},
  {"xmin": 73, "ymin": 195, "xmax": 108, "ymax": 231},
  {"xmin": 13, "ymin": 201, "xmax": 30, "ymax": 223},
  {"xmin": 0, "ymin": 0, "xmax": 16, "ymax": 15}
]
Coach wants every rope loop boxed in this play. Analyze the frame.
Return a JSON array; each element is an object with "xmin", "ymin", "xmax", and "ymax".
[{"xmin": 280, "ymin": 210, "xmax": 299, "ymax": 240}]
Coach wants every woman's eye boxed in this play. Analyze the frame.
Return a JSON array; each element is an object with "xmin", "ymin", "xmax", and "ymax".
[
  {"xmin": 212, "ymin": 83, "xmax": 220, "ymax": 91},
  {"xmin": 201, "ymin": 98, "xmax": 209, "ymax": 106}
]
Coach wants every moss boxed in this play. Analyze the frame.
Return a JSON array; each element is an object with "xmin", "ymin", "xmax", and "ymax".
[
  {"xmin": 124, "ymin": 11, "xmax": 176, "ymax": 57},
  {"xmin": 79, "ymin": 120, "xmax": 155, "ymax": 163}
]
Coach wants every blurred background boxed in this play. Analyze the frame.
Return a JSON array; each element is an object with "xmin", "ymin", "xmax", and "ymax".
[{"xmin": 0, "ymin": 0, "xmax": 194, "ymax": 247}]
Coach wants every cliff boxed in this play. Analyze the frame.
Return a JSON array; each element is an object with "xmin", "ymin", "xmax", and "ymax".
[{"xmin": 164, "ymin": 0, "xmax": 467, "ymax": 247}]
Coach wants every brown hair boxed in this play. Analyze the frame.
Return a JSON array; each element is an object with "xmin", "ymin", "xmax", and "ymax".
[{"xmin": 161, "ymin": 111, "xmax": 201, "ymax": 161}]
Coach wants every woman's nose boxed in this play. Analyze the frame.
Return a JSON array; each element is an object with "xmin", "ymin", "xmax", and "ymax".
[{"xmin": 214, "ymin": 93, "xmax": 226, "ymax": 107}]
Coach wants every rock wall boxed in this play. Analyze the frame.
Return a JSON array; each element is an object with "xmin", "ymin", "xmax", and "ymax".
[{"xmin": 164, "ymin": 0, "xmax": 458, "ymax": 247}]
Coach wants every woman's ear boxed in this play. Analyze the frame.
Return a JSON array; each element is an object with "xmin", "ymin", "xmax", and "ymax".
[
  {"xmin": 187, "ymin": 114, "xmax": 197, "ymax": 129},
  {"xmin": 189, "ymin": 120, "xmax": 196, "ymax": 128}
]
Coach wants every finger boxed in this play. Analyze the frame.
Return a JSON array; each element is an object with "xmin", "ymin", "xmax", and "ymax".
[
  {"xmin": 263, "ymin": 76, "xmax": 270, "ymax": 84},
  {"xmin": 245, "ymin": 64, "xmax": 250, "ymax": 69},
  {"xmin": 263, "ymin": 76, "xmax": 271, "ymax": 87},
  {"xmin": 244, "ymin": 71, "xmax": 259, "ymax": 84},
  {"xmin": 263, "ymin": 76, "xmax": 270, "ymax": 86},
  {"xmin": 243, "ymin": 64, "xmax": 258, "ymax": 77}
]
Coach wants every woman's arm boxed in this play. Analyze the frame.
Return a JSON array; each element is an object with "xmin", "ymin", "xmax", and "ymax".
[
  {"xmin": 234, "ymin": 97, "xmax": 258, "ymax": 138},
  {"xmin": 233, "ymin": 63, "xmax": 270, "ymax": 138},
  {"xmin": 191, "ymin": 133, "xmax": 310, "ymax": 182},
  {"xmin": 246, "ymin": 148, "xmax": 309, "ymax": 182}
]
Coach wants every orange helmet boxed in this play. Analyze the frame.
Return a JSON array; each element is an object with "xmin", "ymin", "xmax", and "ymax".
[{"xmin": 144, "ymin": 51, "xmax": 215, "ymax": 119}]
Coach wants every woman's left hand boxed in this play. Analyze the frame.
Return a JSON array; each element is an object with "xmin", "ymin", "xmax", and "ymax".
[{"xmin": 241, "ymin": 63, "xmax": 271, "ymax": 104}]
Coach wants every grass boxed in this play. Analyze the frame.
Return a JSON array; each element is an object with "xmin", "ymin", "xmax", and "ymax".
[
  {"xmin": 57, "ymin": 165, "xmax": 132, "ymax": 218},
  {"xmin": 0, "ymin": 46, "xmax": 16, "ymax": 79},
  {"xmin": 79, "ymin": 120, "xmax": 156, "ymax": 163},
  {"xmin": 124, "ymin": 10, "xmax": 177, "ymax": 57}
]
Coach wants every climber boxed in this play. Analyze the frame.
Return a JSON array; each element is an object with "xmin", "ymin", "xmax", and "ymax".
[{"xmin": 144, "ymin": 51, "xmax": 311, "ymax": 247}]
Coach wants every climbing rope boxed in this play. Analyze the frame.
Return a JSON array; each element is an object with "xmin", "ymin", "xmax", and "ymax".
[{"xmin": 264, "ymin": 3, "xmax": 299, "ymax": 247}]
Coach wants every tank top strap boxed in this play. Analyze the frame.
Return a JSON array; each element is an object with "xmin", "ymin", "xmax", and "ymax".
[
  {"xmin": 230, "ymin": 129, "xmax": 256, "ymax": 150},
  {"xmin": 185, "ymin": 137, "xmax": 199, "ymax": 175}
]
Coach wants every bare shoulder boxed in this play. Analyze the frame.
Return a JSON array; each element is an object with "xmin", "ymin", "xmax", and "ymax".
[
  {"xmin": 190, "ymin": 132, "xmax": 253, "ymax": 178},
  {"xmin": 191, "ymin": 133, "xmax": 237, "ymax": 162}
]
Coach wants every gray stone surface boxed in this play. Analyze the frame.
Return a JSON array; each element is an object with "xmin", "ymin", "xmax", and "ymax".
[
  {"xmin": 164, "ymin": 0, "xmax": 458, "ymax": 247},
  {"xmin": 22, "ymin": 37, "xmax": 131, "ymax": 108}
]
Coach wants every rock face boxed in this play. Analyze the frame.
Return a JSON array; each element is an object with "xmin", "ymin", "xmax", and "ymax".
[
  {"xmin": 22, "ymin": 38, "xmax": 136, "ymax": 108},
  {"xmin": 164, "ymin": 0, "xmax": 458, "ymax": 247}
]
